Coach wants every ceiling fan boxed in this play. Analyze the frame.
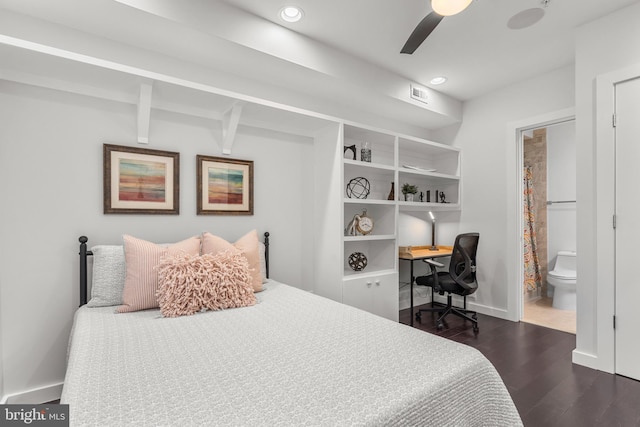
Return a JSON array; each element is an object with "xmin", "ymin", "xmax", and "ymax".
[{"xmin": 401, "ymin": 0, "xmax": 474, "ymax": 54}]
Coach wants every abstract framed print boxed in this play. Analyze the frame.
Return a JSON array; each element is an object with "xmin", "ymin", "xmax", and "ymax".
[
  {"xmin": 197, "ymin": 155, "xmax": 253, "ymax": 215},
  {"xmin": 103, "ymin": 144, "xmax": 179, "ymax": 214}
]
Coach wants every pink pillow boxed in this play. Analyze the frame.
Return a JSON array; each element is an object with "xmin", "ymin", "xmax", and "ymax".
[
  {"xmin": 201, "ymin": 230, "xmax": 262, "ymax": 292},
  {"xmin": 156, "ymin": 250, "xmax": 256, "ymax": 318},
  {"xmin": 117, "ymin": 235, "xmax": 201, "ymax": 313}
]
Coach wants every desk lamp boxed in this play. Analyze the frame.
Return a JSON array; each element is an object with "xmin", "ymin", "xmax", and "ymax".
[{"xmin": 429, "ymin": 211, "xmax": 438, "ymax": 251}]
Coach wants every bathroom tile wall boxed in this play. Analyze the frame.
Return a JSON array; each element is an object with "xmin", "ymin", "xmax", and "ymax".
[{"xmin": 524, "ymin": 128, "xmax": 548, "ymax": 298}]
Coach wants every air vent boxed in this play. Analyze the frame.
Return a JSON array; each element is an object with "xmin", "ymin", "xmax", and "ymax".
[{"xmin": 410, "ymin": 84, "xmax": 429, "ymax": 104}]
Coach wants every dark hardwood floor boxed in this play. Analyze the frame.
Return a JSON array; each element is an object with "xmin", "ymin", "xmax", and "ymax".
[{"xmin": 400, "ymin": 304, "xmax": 640, "ymax": 427}]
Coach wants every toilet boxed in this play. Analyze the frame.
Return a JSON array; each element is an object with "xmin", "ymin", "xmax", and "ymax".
[{"xmin": 547, "ymin": 251, "xmax": 577, "ymax": 310}]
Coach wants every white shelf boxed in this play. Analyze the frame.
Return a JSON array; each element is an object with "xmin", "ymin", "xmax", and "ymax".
[
  {"xmin": 342, "ymin": 268, "xmax": 397, "ymax": 281},
  {"xmin": 398, "ymin": 202, "xmax": 461, "ymax": 211},
  {"xmin": 343, "ymin": 234, "xmax": 395, "ymax": 242},
  {"xmin": 343, "ymin": 159, "xmax": 395, "ymax": 171},
  {"xmin": 398, "ymin": 170, "xmax": 460, "ymax": 205},
  {"xmin": 343, "ymin": 199, "xmax": 395, "ymax": 205},
  {"xmin": 399, "ymin": 168, "xmax": 460, "ymax": 181},
  {"xmin": 398, "ymin": 137, "xmax": 460, "ymax": 176}
]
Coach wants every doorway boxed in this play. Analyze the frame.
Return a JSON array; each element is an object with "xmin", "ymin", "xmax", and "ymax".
[
  {"xmin": 519, "ymin": 121, "xmax": 576, "ymax": 333},
  {"xmin": 509, "ymin": 112, "xmax": 576, "ymax": 332}
]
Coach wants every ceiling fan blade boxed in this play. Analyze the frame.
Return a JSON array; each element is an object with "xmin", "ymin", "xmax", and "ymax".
[{"xmin": 400, "ymin": 12, "xmax": 444, "ymax": 54}]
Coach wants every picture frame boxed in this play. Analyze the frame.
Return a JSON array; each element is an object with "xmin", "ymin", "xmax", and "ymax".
[
  {"xmin": 103, "ymin": 144, "xmax": 179, "ymax": 214},
  {"xmin": 197, "ymin": 155, "xmax": 254, "ymax": 215}
]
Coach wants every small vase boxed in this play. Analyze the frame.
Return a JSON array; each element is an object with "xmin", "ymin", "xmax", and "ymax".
[
  {"xmin": 360, "ymin": 141, "xmax": 371, "ymax": 162},
  {"xmin": 387, "ymin": 182, "xmax": 395, "ymax": 200},
  {"xmin": 405, "ymin": 193, "xmax": 414, "ymax": 202}
]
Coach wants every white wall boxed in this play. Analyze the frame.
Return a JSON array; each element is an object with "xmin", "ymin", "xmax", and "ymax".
[
  {"xmin": 0, "ymin": 80, "xmax": 315, "ymax": 399},
  {"xmin": 546, "ymin": 121, "xmax": 577, "ymax": 269},
  {"xmin": 431, "ymin": 65, "xmax": 575, "ymax": 319},
  {"xmin": 574, "ymin": 1, "xmax": 640, "ymax": 369}
]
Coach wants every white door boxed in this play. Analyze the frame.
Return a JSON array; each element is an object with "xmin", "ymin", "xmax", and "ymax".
[
  {"xmin": 342, "ymin": 273, "xmax": 399, "ymax": 321},
  {"xmin": 342, "ymin": 278, "xmax": 374, "ymax": 314},
  {"xmin": 615, "ymin": 76, "xmax": 640, "ymax": 380},
  {"xmin": 372, "ymin": 273, "xmax": 399, "ymax": 322}
]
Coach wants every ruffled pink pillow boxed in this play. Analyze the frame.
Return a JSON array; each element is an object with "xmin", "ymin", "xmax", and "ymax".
[
  {"xmin": 156, "ymin": 250, "xmax": 256, "ymax": 318},
  {"xmin": 201, "ymin": 230, "xmax": 263, "ymax": 292}
]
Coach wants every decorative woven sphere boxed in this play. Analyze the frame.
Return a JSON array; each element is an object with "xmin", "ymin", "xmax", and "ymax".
[
  {"xmin": 348, "ymin": 252, "xmax": 368, "ymax": 271},
  {"xmin": 346, "ymin": 177, "xmax": 370, "ymax": 199}
]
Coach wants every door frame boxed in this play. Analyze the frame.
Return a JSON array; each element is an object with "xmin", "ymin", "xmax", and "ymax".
[
  {"xmin": 595, "ymin": 64, "xmax": 640, "ymax": 374},
  {"xmin": 506, "ymin": 108, "xmax": 575, "ymax": 323}
]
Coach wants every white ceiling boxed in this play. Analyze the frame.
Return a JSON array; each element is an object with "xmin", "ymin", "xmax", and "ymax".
[
  {"xmin": 1, "ymin": 0, "xmax": 638, "ymax": 132},
  {"xmin": 224, "ymin": 0, "xmax": 639, "ymax": 101}
]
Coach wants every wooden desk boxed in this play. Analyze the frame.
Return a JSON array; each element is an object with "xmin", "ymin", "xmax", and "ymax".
[{"xmin": 399, "ymin": 245, "xmax": 453, "ymax": 326}]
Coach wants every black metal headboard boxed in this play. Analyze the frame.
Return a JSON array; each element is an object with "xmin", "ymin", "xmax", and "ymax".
[
  {"xmin": 78, "ymin": 232, "xmax": 270, "ymax": 307},
  {"xmin": 78, "ymin": 236, "xmax": 92, "ymax": 307}
]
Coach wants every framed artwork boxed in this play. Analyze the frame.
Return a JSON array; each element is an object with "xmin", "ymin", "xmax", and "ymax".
[
  {"xmin": 103, "ymin": 144, "xmax": 179, "ymax": 214},
  {"xmin": 197, "ymin": 155, "xmax": 253, "ymax": 215}
]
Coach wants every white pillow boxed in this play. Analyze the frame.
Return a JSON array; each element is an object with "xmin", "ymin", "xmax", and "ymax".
[{"xmin": 86, "ymin": 245, "xmax": 126, "ymax": 307}]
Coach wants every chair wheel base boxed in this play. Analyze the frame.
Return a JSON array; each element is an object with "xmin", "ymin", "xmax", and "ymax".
[{"xmin": 414, "ymin": 303, "xmax": 479, "ymax": 333}]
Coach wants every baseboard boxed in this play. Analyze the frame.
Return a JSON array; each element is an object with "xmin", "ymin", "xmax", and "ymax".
[
  {"xmin": 400, "ymin": 291, "xmax": 513, "ymax": 321},
  {"xmin": 467, "ymin": 301, "xmax": 511, "ymax": 320},
  {"xmin": 432, "ymin": 294, "xmax": 512, "ymax": 320},
  {"xmin": 572, "ymin": 349, "xmax": 606, "ymax": 372},
  {"xmin": 2, "ymin": 383, "xmax": 63, "ymax": 404}
]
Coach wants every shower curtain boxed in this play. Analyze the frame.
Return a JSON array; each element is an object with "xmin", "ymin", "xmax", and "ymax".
[{"xmin": 523, "ymin": 166, "xmax": 542, "ymax": 291}]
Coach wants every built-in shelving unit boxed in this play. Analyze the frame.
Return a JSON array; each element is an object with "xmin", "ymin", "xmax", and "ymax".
[
  {"xmin": 316, "ymin": 123, "xmax": 462, "ymax": 321},
  {"xmin": 397, "ymin": 136, "xmax": 461, "ymax": 209}
]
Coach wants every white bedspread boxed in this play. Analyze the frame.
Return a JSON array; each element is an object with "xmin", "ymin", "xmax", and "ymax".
[{"xmin": 61, "ymin": 280, "xmax": 522, "ymax": 426}]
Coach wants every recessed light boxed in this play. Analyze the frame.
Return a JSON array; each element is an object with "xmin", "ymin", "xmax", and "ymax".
[
  {"xmin": 279, "ymin": 6, "xmax": 304, "ymax": 23},
  {"xmin": 430, "ymin": 76, "xmax": 448, "ymax": 85}
]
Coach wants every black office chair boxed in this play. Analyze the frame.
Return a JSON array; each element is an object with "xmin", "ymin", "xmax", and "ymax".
[{"xmin": 415, "ymin": 233, "xmax": 480, "ymax": 332}]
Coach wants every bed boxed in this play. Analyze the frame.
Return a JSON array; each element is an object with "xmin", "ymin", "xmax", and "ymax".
[{"xmin": 61, "ymin": 232, "xmax": 522, "ymax": 426}]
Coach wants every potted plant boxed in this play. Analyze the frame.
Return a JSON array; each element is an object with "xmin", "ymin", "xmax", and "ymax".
[{"xmin": 401, "ymin": 183, "xmax": 418, "ymax": 202}]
